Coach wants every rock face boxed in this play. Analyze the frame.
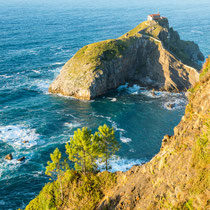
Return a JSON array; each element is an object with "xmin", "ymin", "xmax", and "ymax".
[
  {"xmin": 97, "ymin": 58, "xmax": 210, "ymax": 209},
  {"xmin": 49, "ymin": 19, "xmax": 204, "ymax": 100}
]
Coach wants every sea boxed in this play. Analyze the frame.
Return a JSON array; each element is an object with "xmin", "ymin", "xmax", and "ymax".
[{"xmin": 0, "ymin": 0, "xmax": 209, "ymax": 209}]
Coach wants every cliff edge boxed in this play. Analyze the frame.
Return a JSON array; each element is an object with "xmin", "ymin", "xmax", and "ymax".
[
  {"xmin": 98, "ymin": 57, "xmax": 209, "ymax": 209},
  {"xmin": 49, "ymin": 18, "xmax": 204, "ymax": 100}
]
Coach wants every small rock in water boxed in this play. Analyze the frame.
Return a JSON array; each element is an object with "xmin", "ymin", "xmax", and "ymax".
[
  {"xmin": 17, "ymin": 157, "xmax": 26, "ymax": 162},
  {"xmin": 151, "ymin": 89, "xmax": 156, "ymax": 96},
  {"xmin": 167, "ymin": 103, "xmax": 175, "ymax": 109},
  {"xmin": 23, "ymin": 140, "xmax": 29, "ymax": 143},
  {"xmin": 5, "ymin": 154, "xmax": 13, "ymax": 160}
]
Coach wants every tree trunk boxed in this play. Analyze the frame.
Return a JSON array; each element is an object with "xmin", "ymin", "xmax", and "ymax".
[
  {"xmin": 57, "ymin": 164, "xmax": 63, "ymax": 201},
  {"xmin": 83, "ymin": 150, "xmax": 86, "ymax": 174},
  {"xmin": 58, "ymin": 175, "xmax": 63, "ymax": 201},
  {"xmin": 105, "ymin": 148, "xmax": 108, "ymax": 171}
]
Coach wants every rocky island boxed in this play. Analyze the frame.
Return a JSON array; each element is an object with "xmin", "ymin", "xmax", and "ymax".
[{"xmin": 49, "ymin": 14, "xmax": 204, "ymax": 100}]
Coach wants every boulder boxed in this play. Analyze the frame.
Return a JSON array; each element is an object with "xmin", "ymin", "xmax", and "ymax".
[
  {"xmin": 17, "ymin": 157, "xmax": 26, "ymax": 162},
  {"xmin": 23, "ymin": 140, "xmax": 29, "ymax": 143},
  {"xmin": 5, "ymin": 154, "xmax": 13, "ymax": 160},
  {"xmin": 167, "ymin": 103, "xmax": 175, "ymax": 109}
]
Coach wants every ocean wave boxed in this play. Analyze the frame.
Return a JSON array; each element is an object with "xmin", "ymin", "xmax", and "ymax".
[
  {"xmin": 191, "ymin": 30, "xmax": 204, "ymax": 34},
  {"xmin": 8, "ymin": 48, "xmax": 39, "ymax": 56},
  {"xmin": 64, "ymin": 122, "xmax": 81, "ymax": 129},
  {"xmin": 107, "ymin": 97, "xmax": 117, "ymax": 102},
  {"xmin": 111, "ymin": 98, "xmax": 117, "ymax": 102},
  {"xmin": 31, "ymin": 69, "xmax": 41, "ymax": 74},
  {"xmin": 120, "ymin": 136, "xmax": 132, "ymax": 143},
  {"xmin": 126, "ymin": 84, "xmax": 143, "ymax": 94},
  {"xmin": 29, "ymin": 67, "xmax": 62, "ymax": 93},
  {"xmin": 141, "ymin": 90, "xmax": 183, "ymax": 98},
  {"xmin": 164, "ymin": 98, "xmax": 187, "ymax": 110},
  {"xmin": 117, "ymin": 83, "xmax": 185, "ymax": 99},
  {"xmin": 117, "ymin": 83, "xmax": 146, "ymax": 95},
  {"xmin": 91, "ymin": 113, "xmax": 125, "ymax": 133},
  {"xmin": 55, "ymin": 93, "xmax": 76, "ymax": 100},
  {"xmin": 0, "ymin": 157, "xmax": 30, "ymax": 179},
  {"xmin": 106, "ymin": 118, "xmax": 125, "ymax": 133},
  {"xmin": 65, "ymin": 114, "xmax": 79, "ymax": 119},
  {"xmin": 98, "ymin": 156, "xmax": 145, "ymax": 172},
  {"xmin": 29, "ymin": 79, "xmax": 51, "ymax": 93},
  {"xmin": 0, "ymin": 200, "xmax": 5, "ymax": 206},
  {"xmin": 0, "ymin": 74, "xmax": 13, "ymax": 79},
  {"xmin": 117, "ymin": 83, "xmax": 129, "ymax": 91},
  {"xmin": 51, "ymin": 62, "xmax": 65, "ymax": 65},
  {"xmin": 0, "ymin": 125, "xmax": 39, "ymax": 150}
]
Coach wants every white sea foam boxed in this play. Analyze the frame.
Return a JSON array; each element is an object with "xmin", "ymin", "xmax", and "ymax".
[
  {"xmin": 0, "ymin": 200, "xmax": 5, "ymax": 205},
  {"xmin": 107, "ymin": 97, "xmax": 117, "ymax": 102},
  {"xmin": 120, "ymin": 136, "xmax": 132, "ymax": 143},
  {"xmin": 98, "ymin": 156, "xmax": 145, "ymax": 172},
  {"xmin": 91, "ymin": 113, "xmax": 125, "ymax": 133},
  {"xmin": 117, "ymin": 83, "xmax": 128, "ymax": 91},
  {"xmin": 164, "ymin": 98, "xmax": 187, "ymax": 110},
  {"xmin": 64, "ymin": 122, "xmax": 81, "ymax": 129},
  {"xmin": 29, "ymin": 67, "xmax": 61, "ymax": 93},
  {"xmin": 107, "ymin": 118, "xmax": 125, "ymax": 133},
  {"xmin": 126, "ymin": 84, "xmax": 142, "ymax": 94},
  {"xmin": 30, "ymin": 79, "xmax": 51, "ymax": 93},
  {"xmin": 65, "ymin": 114, "xmax": 78, "ymax": 119},
  {"xmin": 191, "ymin": 30, "xmax": 203, "ymax": 34},
  {"xmin": 142, "ymin": 90, "xmax": 183, "ymax": 98},
  {"xmin": 0, "ymin": 125, "xmax": 39, "ymax": 150},
  {"xmin": 0, "ymin": 157, "xmax": 30, "ymax": 179},
  {"xmin": 117, "ymin": 83, "xmax": 146, "ymax": 95},
  {"xmin": 111, "ymin": 98, "xmax": 117, "ymax": 102},
  {"xmin": 0, "ymin": 74, "xmax": 13, "ymax": 79},
  {"xmin": 115, "ymin": 83, "xmax": 187, "ymax": 110},
  {"xmin": 52, "ymin": 62, "xmax": 65, "ymax": 65},
  {"xmin": 31, "ymin": 69, "xmax": 40, "ymax": 74},
  {"xmin": 129, "ymin": 148, "xmax": 135, "ymax": 153}
]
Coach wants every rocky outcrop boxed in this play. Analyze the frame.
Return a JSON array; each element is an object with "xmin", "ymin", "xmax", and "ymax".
[
  {"xmin": 17, "ymin": 157, "xmax": 26, "ymax": 162},
  {"xmin": 49, "ymin": 19, "xmax": 204, "ymax": 100},
  {"xmin": 97, "ymin": 58, "xmax": 209, "ymax": 209},
  {"xmin": 5, "ymin": 154, "xmax": 13, "ymax": 160}
]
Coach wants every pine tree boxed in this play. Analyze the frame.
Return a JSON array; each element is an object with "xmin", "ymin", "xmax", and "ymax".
[
  {"xmin": 96, "ymin": 124, "xmax": 120, "ymax": 171},
  {"xmin": 65, "ymin": 127, "xmax": 99, "ymax": 173},
  {"xmin": 45, "ymin": 148, "xmax": 69, "ymax": 200}
]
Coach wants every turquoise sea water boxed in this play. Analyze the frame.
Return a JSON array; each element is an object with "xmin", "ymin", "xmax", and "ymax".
[{"xmin": 0, "ymin": 0, "xmax": 209, "ymax": 209}]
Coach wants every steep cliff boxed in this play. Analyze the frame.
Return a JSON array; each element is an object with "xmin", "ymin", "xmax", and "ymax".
[
  {"xmin": 49, "ymin": 19, "xmax": 204, "ymax": 100},
  {"xmin": 98, "ymin": 57, "xmax": 209, "ymax": 209},
  {"xmin": 26, "ymin": 58, "xmax": 209, "ymax": 210}
]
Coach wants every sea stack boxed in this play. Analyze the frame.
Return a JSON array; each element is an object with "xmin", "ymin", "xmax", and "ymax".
[{"xmin": 49, "ymin": 14, "xmax": 204, "ymax": 100}]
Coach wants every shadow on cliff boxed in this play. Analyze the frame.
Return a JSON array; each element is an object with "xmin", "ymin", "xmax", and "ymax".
[
  {"xmin": 98, "ymin": 195, "xmax": 121, "ymax": 210},
  {"xmin": 130, "ymin": 38, "xmax": 166, "ymax": 90}
]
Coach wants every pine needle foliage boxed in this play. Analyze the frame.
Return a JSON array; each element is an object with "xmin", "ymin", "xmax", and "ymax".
[
  {"xmin": 65, "ymin": 127, "xmax": 99, "ymax": 173},
  {"xmin": 96, "ymin": 124, "xmax": 120, "ymax": 170}
]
